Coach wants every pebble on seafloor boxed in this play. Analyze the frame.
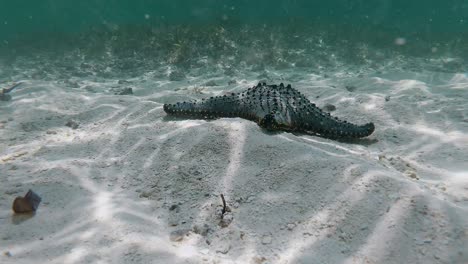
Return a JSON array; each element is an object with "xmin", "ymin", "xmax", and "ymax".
[
  {"xmin": 65, "ymin": 120, "xmax": 79, "ymax": 129},
  {"xmin": 204, "ymin": 80, "xmax": 218, "ymax": 86},
  {"xmin": 169, "ymin": 70, "xmax": 185, "ymax": 81},
  {"xmin": 115, "ymin": 87, "xmax": 133, "ymax": 95},
  {"xmin": 215, "ymin": 243, "xmax": 231, "ymax": 254},
  {"xmin": 193, "ymin": 224, "xmax": 211, "ymax": 236},
  {"xmin": 170, "ymin": 229, "xmax": 190, "ymax": 242},
  {"xmin": 345, "ymin": 85, "xmax": 357, "ymax": 92},
  {"xmin": 0, "ymin": 93, "xmax": 12, "ymax": 101},
  {"xmin": 219, "ymin": 213, "xmax": 233, "ymax": 228},
  {"xmin": 118, "ymin": 80, "xmax": 131, "ymax": 84},
  {"xmin": 12, "ymin": 190, "xmax": 42, "ymax": 214},
  {"xmin": 261, "ymin": 234, "xmax": 272, "ymax": 245},
  {"xmin": 323, "ymin": 103, "xmax": 336, "ymax": 112},
  {"xmin": 1, "ymin": 83, "xmax": 22, "ymax": 101}
]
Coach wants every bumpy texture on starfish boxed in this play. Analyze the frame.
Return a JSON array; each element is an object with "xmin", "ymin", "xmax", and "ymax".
[{"xmin": 164, "ymin": 83, "xmax": 375, "ymax": 139}]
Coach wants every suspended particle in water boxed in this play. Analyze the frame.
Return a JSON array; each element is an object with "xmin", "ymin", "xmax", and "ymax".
[
  {"xmin": 431, "ymin": 47, "xmax": 438, "ymax": 53},
  {"xmin": 222, "ymin": 14, "xmax": 228, "ymax": 21},
  {"xmin": 144, "ymin": 14, "xmax": 150, "ymax": 20},
  {"xmin": 394, "ymin": 37, "xmax": 406, "ymax": 46}
]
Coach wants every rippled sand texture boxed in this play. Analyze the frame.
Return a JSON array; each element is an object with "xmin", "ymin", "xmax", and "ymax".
[{"xmin": 0, "ymin": 27, "xmax": 467, "ymax": 263}]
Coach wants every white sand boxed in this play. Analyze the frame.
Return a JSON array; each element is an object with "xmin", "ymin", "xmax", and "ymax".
[{"xmin": 1, "ymin": 64, "xmax": 467, "ymax": 264}]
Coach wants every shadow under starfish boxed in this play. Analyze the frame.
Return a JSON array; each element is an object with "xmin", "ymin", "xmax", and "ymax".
[{"xmin": 163, "ymin": 82, "xmax": 375, "ymax": 141}]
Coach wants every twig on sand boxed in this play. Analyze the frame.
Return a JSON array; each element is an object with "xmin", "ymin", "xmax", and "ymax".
[
  {"xmin": 220, "ymin": 194, "xmax": 227, "ymax": 217},
  {"xmin": 219, "ymin": 194, "xmax": 233, "ymax": 227},
  {"xmin": 2, "ymin": 82, "xmax": 23, "ymax": 94},
  {"xmin": 1, "ymin": 82, "xmax": 24, "ymax": 101}
]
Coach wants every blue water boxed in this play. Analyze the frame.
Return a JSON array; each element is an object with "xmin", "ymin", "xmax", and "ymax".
[
  {"xmin": 1, "ymin": 1, "xmax": 467, "ymax": 39},
  {"xmin": 0, "ymin": 1, "xmax": 467, "ymax": 75}
]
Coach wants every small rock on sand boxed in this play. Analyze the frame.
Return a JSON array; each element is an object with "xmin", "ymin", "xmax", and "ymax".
[
  {"xmin": 261, "ymin": 234, "xmax": 272, "ymax": 245},
  {"xmin": 287, "ymin": 223, "xmax": 296, "ymax": 231},
  {"xmin": 215, "ymin": 244, "xmax": 231, "ymax": 254},
  {"xmin": 193, "ymin": 224, "xmax": 211, "ymax": 236},
  {"xmin": 323, "ymin": 103, "xmax": 336, "ymax": 112},
  {"xmin": 170, "ymin": 229, "xmax": 190, "ymax": 242},
  {"xmin": 65, "ymin": 120, "xmax": 79, "ymax": 129},
  {"xmin": 169, "ymin": 70, "xmax": 185, "ymax": 81},
  {"xmin": 345, "ymin": 85, "xmax": 357, "ymax": 92},
  {"xmin": 115, "ymin": 87, "xmax": 133, "ymax": 95},
  {"xmin": 219, "ymin": 213, "xmax": 233, "ymax": 228}
]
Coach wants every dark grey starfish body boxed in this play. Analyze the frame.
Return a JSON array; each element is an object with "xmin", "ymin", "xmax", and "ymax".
[{"xmin": 163, "ymin": 83, "xmax": 375, "ymax": 139}]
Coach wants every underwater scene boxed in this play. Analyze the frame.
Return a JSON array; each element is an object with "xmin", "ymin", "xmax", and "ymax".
[{"xmin": 0, "ymin": 1, "xmax": 467, "ymax": 263}]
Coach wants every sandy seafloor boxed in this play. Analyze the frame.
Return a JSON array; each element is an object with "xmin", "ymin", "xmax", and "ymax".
[{"xmin": 0, "ymin": 53, "xmax": 467, "ymax": 264}]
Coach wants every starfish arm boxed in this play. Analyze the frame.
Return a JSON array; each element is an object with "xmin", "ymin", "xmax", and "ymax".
[
  {"xmin": 290, "ymin": 103, "xmax": 375, "ymax": 138},
  {"xmin": 163, "ymin": 93, "xmax": 255, "ymax": 120},
  {"xmin": 301, "ymin": 114, "xmax": 375, "ymax": 138}
]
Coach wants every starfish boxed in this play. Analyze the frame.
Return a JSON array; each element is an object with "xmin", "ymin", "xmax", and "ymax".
[{"xmin": 163, "ymin": 83, "xmax": 375, "ymax": 139}]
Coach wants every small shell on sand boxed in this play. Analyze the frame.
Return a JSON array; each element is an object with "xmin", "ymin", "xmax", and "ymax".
[{"xmin": 12, "ymin": 190, "xmax": 42, "ymax": 214}]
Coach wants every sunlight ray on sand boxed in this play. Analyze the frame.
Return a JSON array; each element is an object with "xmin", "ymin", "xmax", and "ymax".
[
  {"xmin": 343, "ymin": 194, "xmax": 413, "ymax": 264},
  {"xmin": 2, "ymin": 37, "xmax": 468, "ymax": 263},
  {"xmin": 218, "ymin": 121, "xmax": 247, "ymax": 195},
  {"xmin": 278, "ymin": 170, "xmax": 386, "ymax": 263}
]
